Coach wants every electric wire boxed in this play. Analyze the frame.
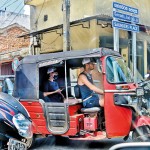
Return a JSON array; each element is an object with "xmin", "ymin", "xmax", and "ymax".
[
  {"xmin": 41, "ymin": 35, "xmax": 60, "ymax": 51},
  {"xmin": 41, "ymin": 35, "xmax": 60, "ymax": 46},
  {"xmin": 0, "ymin": 0, "xmax": 13, "ymax": 10},
  {"xmin": 6, "ymin": 5, "xmax": 24, "ymax": 27},
  {"xmin": 35, "ymin": 0, "xmax": 46, "ymax": 25},
  {"xmin": 3, "ymin": 0, "xmax": 19, "ymax": 10},
  {"xmin": 0, "ymin": 0, "xmax": 23, "ymax": 27}
]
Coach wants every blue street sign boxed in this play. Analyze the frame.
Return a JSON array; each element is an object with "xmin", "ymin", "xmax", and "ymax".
[
  {"xmin": 113, "ymin": 2, "xmax": 138, "ymax": 15},
  {"xmin": 113, "ymin": 11, "xmax": 139, "ymax": 24},
  {"xmin": 112, "ymin": 20, "xmax": 139, "ymax": 32}
]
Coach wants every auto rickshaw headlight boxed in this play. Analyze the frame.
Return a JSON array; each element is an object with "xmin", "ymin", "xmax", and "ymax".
[
  {"xmin": 13, "ymin": 113, "xmax": 33, "ymax": 138},
  {"xmin": 136, "ymin": 88, "xmax": 144, "ymax": 96},
  {"xmin": 114, "ymin": 94, "xmax": 137, "ymax": 106}
]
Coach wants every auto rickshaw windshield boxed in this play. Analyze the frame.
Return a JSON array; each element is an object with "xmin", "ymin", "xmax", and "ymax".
[{"xmin": 106, "ymin": 56, "xmax": 134, "ymax": 83}]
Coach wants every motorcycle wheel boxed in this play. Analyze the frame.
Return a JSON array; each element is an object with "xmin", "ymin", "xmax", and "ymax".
[{"xmin": 132, "ymin": 126, "xmax": 150, "ymax": 142}]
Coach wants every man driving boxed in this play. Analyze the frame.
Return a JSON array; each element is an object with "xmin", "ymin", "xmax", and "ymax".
[{"xmin": 78, "ymin": 58, "xmax": 104, "ymax": 108}]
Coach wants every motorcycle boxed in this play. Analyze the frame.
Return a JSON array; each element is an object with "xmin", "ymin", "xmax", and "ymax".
[
  {"xmin": 130, "ymin": 76, "xmax": 150, "ymax": 142},
  {"xmin": 138, "ymin": 76, "xmax": 150, "ymax": 115},
  {"xmin": 0, "ymin": 92, "xmax": 33, "ymax": 149}
]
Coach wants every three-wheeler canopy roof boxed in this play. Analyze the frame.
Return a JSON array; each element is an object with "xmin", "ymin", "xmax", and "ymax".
[
  {"xmin": 14, "ymin": 48, "xmax": 121, "ymax": 99},
  {"xmin": 19, "ymin": 48, "xmax": 121, "ymax": 65}
]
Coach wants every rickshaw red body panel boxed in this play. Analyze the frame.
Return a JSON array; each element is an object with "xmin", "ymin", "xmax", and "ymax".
[
  {"xmin": 101, "ymin": 56, "xmax": 133, "ymax": 138},
  {"xmin": 21, "ymin": 101, "xmax": 84, "ymax": 135},
  {"xmin": 104, "ymin": 93, "xmax": 132, "ymax": 138}
]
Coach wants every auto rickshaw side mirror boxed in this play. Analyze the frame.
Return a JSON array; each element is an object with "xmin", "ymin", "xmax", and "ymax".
[{"xmin": 96, "ymin": 59, "xmax": 102, "ymax": 73}]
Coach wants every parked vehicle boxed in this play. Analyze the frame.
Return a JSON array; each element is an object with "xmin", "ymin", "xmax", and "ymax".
[
  {"xmin": 0, "ymin": 75, "xmax": 15, "ymax": 95},
  {"xmin": 12, "ymin": 48, "xmax": 150, "ymax": 143},
  {"xmin": 0, "ymin": 92, "xmax": 33, "ymax": 149}
]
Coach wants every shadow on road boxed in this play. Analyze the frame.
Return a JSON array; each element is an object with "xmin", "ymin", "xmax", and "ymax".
[{"xmin": 29, "ymin": 135, "xmax": 129, "ymax": 150}]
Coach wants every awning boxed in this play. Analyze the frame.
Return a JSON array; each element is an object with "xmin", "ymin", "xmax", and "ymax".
[
  {"xmin": 18, "ymin": 14, "xmax": 150, "ymax": 39},
  {"xmin": 18, "ymin": 15, "xmax": 112, "ymax": 38}
]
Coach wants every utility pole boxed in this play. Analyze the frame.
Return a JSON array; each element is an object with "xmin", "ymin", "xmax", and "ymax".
[{"xmin": 63, "ymin": 0, "xmax": 70, "ymax": 51}]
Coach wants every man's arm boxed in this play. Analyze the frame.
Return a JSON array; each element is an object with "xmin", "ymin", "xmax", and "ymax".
[{"xmin": 78, "ymin": 74, "xmax": 104, "ymax": 95}]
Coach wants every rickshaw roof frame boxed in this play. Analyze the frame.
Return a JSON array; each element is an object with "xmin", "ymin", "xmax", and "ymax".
[
  {"xmin": 19, "ymin": 48, "xmax": 121, "ymax": 66},
  {"xmin": 13, "ymin": 48, "xmax": 121, "ymax": 100}
]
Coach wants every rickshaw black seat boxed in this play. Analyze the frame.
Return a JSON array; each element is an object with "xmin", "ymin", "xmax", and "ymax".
[
  {"xmin": 74, "ymin": 85, "xmax": 101, "ymax": 112},
  {"xmin": 74, "ymin": 84, "xmax": 81, "ymax": 99},
  {"xmin": 81, "ymin": 107, "xmax": 101, "ymax": 113}
]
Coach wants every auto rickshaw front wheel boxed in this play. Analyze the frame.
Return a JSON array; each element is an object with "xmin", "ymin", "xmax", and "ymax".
[{"xmin": 132, "ymin": 126, "xmax": 150, "ymax": 142}]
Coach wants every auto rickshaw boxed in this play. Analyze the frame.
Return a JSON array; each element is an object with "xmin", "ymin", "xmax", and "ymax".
[{"xmin": 13, "ymin": 48, "xmax": 150, "ymax": 143}]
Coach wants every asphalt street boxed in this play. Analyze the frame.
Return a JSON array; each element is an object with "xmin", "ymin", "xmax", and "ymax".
[{"xmin": 29, "ymin": 135, "xmax": 132, "ymax": 150}]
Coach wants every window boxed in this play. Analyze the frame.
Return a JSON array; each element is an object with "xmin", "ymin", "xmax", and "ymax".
[{"xmin": 106, "ymin": 56, "xmax": 134, "ymax": 83}]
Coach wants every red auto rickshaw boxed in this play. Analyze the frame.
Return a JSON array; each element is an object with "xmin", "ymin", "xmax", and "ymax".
[{"xmin": 13, "ymin": 48, "xmax": 150, "ymax": 144}]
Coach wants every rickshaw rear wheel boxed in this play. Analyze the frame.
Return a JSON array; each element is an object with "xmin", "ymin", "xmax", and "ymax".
[{"xmin": 132, "ymin": 126, "xmax": 150, "ymax": 142}]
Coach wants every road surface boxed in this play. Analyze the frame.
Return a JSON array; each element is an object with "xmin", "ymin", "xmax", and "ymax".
[{"xmin": 29, "ymin": 135, "xmax": 132, "ymax": 150}]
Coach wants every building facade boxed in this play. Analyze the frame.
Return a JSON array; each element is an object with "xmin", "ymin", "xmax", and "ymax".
[
  {"xmin": 0, "ymin": 23, "xmax": 30, "ymax": 75},
  {"xmin": 24, "ymin": 0, "xmax": 150, "ymax": 79}
]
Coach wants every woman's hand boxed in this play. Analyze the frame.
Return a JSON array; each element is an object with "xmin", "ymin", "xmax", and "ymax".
[{"xmin": 44, "ymin": 89, "xmax": 62, "ymax": 97}]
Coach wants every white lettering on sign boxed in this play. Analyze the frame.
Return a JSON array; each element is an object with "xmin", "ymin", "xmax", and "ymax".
[
  {"xmin": 112, "ymin": 20, "xmax": 139, "ymax": 32},
  {"xmin": 113, "ymin": 11, "xmax": 139, "ymax": 23},
  {"xmin": 113, "ymin": 2, "xmax": 138, "ymax": 15}
]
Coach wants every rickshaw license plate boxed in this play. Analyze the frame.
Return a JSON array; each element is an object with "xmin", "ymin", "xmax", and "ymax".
[{"xmin": 8, "ymin": 138, "xmax": 27, "ymax": 150}]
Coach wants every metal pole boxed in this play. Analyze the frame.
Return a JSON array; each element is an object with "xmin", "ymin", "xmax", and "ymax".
[
  {"xmin": 64, "ymin": 60, "xmax": 68, "ymax": 99},
  {"xmin": 63, "ymin": 0, "xmax": 70, "ymax": 51},
  {"xmin": 113, "ymin": 8, "xmax": 119, "ymax": 52},
  {"xmin": 132, "ymin": 32, "xmax": 137, "ymax": 82},
  {"xmin": 113, "ymin": 27, "xmax": 119, "ymax": 52}
]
